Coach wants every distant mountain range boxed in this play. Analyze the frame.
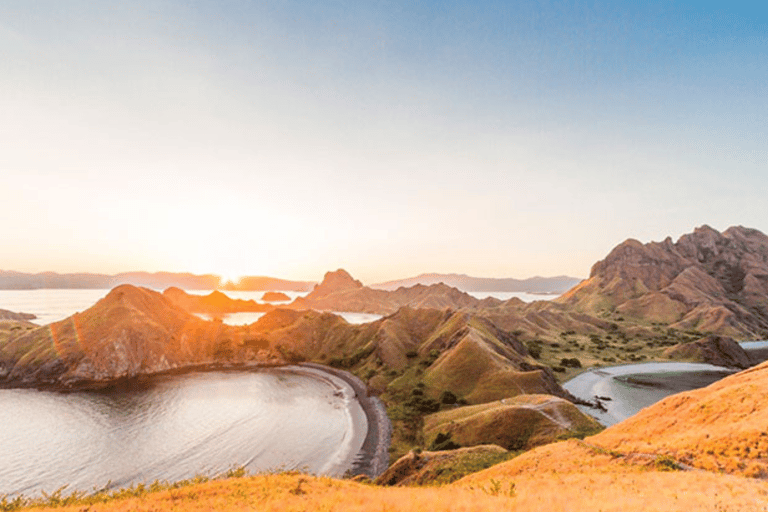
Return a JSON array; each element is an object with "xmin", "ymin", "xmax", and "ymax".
[
  {"xmin": 372, "ymin": 273, "xmax": 582, "ymax": 293},
  {"xmin": 0, "ymin": 271, "xmax": 314, "ymax": 291},
  {"xmin": 0, "ymin": 270, "xmax": 582, "ymax": 293}
]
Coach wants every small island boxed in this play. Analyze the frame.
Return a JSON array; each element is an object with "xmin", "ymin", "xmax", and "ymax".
[{"xmin": 261, "ymin": 291, "xmax": 291, "ymax": 302}]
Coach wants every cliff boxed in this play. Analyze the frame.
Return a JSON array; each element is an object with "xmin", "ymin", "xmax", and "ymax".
[{"xmin": 557, "ymin": 225, "xmax": 768, "ymax": 338}]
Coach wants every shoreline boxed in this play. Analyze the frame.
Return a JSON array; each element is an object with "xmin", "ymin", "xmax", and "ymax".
[
  {"xmin": 0, "ymin": 359, "xmax": 392, "ymax": 480},
  {"xmin": 299, "ymin": 363, "xmax": 392, "ymax": 479}
]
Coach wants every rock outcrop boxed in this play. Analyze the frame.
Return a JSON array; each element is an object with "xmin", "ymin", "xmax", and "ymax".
[
  {"xmin": 261, "ymin": 291, "xmax": 290, "ymax": 302},
  {"xmin": 663, "ymin": 335, "xmax": 754, "ymax": 369},
  {"xmin": 558, "ymin": 225, "xmax": 768, "ymax": 338},
  {"xmin": 287, "ymin": 269, "xmax": 481, "ymax": 314}
]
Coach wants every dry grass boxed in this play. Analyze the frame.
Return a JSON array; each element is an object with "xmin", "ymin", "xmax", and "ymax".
[
  {"xmin": 456, "ymin": 439, "xmax": 768, "ymax": 512},
  {"xmin": 591, "ymin": 360, "xmax": 768, "ymax": 477},
  {"xmin": 15, "ymin": 454, "xmax": 768, "ymax": 512},
  {"xmin": 423, "ymin": 395, "xmax": 602, "ymax": 450}
]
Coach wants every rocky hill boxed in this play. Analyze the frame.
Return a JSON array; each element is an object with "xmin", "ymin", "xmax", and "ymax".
[
  {"xmin": 287, "ymin": 269, "xmax": 481, "ymax": 314},
  {"xmin": 422, "ymin": 395, "xmax": 601, "ymax": 452},
  {"xmin": 163, "ymin": 287, "xmax": 273, "ymax": 315},
  {"xmin": 0, "ymin": 285, "xmax": 278, "ymax": 388},
  {"xmin": 558, "ymin": 225, "xmax": 768, "ymax": 339}
]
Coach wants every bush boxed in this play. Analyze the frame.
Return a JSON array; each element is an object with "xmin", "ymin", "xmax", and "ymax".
[
  {"xmin": 560, "ymin": 357, "xmax": 582, "ymax": 368},
  {"xmin": 526, "ymin": 340, "xmax": 542, "ymax": 359},
  {"xmin": 429, "ymin": 432, "xmax": 461, "ymax": 451},
  {"xmin": 439, "ymin": 390, "xmax": 458, "ymax": 405}
]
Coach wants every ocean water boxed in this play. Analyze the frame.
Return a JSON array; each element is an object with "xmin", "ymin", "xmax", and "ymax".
[
  {"xmin": 564, "ymin": 362, "xmax": 736, "ymax": 426},
  {"xmin": 0, "ymin": 368, "xmax": 365, "ymax": 497},
  {"xmin": 0, "ymin": 289, "xmax": 385, "ymax": 326},
  {"xmin": 465, "ymin": 291, "xmax": 561, "ymax": 302}
]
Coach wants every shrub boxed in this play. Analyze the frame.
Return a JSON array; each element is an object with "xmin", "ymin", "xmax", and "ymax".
[
  {"xmin": 439, "ymin": 390, "xmax": 458, "ymax": 405},
  {"xmin": 525, "ymin": 340, "xmax": 542, "ymax": 359},
  {"xmin": 560, "ymin": 357, "xmax": 582, "ymax": 368},
  {"xmin": 429, "ymin": 432, "xmax": 461, "ymax": 451}
]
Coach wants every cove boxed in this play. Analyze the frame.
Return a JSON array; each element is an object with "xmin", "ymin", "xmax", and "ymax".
[{"xmin": 0, "ymin": 367, "xmax": 366, "ymax": 497}]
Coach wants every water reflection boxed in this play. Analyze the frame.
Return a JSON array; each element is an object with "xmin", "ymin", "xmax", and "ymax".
[{"xmin": 0, "ymin": 369, "xmax": 364, "ymax": 497}]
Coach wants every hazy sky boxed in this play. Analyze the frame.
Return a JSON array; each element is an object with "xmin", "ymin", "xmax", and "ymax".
[{"xmin": 2, "ymin": 1, "xmax": 766, "ymax": 284}]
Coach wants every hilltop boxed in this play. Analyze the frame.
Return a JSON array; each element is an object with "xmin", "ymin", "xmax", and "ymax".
[
  {"xmin": 0, "ymin": 285, "xmax": 279, "ymax": 388},
  {"xmin": 558, "ymin": 225, "xmax": 768, "ymax": 339},
  {"xmin": 286, "ymin": 269, "xmax": 481, "ymax": 314}
]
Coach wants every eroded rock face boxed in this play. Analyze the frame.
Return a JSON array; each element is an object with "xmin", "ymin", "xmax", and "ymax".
[{"xmin": 558, "ymin": 226, "xmax": 768, "ymax": 338}]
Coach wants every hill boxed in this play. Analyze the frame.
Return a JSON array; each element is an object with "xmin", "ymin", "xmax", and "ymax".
[
  {"xmin": 0, "ymin": 308, "xmax": 36, "ymax": 321},
  {"xmin": 372, "ymin": 273, "xmax": 582, "ymax": 293},
  {"xmin": 163, "ymin": 287, "xmax": 273, "ymax": 315},
  {"xmin": 589, "ymin": 358, "xmax": 768, "ymax": 477},
  {"xmin": 287, "ymin": 269, "xmax": 482, "ymax": 314},
  {"xmin": 0, "ymin": 285, "xmax": 279, "ymax": 388},
  {"xmin": 558, "ymin": 225, "xmax": 768, "ymax": 339}
]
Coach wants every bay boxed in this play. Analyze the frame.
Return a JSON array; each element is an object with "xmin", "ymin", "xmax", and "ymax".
[{"xmin": 0, "ymin": 367, "xmax": 366, "ymax": 497}]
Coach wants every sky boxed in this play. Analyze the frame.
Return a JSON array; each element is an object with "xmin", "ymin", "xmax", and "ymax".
[{"xmin": 1, "ymin": 1, "xmax": 767, "ymax": 284}]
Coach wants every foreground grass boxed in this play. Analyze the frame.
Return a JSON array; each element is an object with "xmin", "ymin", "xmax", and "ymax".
[{"xmin": 8, "ymin": 439, "xmax": 768, "ymax": 512}]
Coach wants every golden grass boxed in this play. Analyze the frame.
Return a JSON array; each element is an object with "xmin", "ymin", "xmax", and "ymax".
[
  {"xmin": 591, "ymin": 360, "xmax": 768, "ymax": 477},
  {"xmin": 16, "ymin": 451, "xmax": 768, "ymax": 512},
  {"xmin": 456, "ymin": 439, "xmax": 768, "ymax": 512},
  {"xmin": 423, "ymin": 395, "xmax": 602, "ymax": 451}
]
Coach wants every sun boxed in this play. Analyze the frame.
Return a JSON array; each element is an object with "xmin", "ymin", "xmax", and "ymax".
[{"xmin": 218, "ymin": 272, "xmax": 243, "ymax": 288}]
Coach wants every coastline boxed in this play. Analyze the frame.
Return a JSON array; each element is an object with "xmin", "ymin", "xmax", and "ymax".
[
  {"xmin": 0, "ymin": 359, "xmax": 392, "ymax": 480},
  {"xmin": 299, "ymin": 362, "xmax": 392, "ymax": 479}
]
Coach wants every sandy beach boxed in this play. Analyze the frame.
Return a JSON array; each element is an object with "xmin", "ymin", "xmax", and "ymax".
[{"xmin": 299, "ymin": 363, "xmax": 392, "ymax": 478}]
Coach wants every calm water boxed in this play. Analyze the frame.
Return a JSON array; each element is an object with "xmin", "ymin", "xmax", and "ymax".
[
  {"xmin": 0, "ymin": 368, "xmax": 365, "ymax": 497},
  {"xmin": 0, "ymin": 289, "xmax": 554, "ymax": 327},
  {"xmin": 0, "ymin": 289, "xmax": 385, "ymax": 326},
  {"xmin": 564, "ymin": 362, "xmax": 736, "ymax": 426}
]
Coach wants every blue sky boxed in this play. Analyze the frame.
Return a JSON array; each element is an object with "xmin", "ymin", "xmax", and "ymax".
[{"xmin": 1, "ymin": 1, "xmax": 766, "ymax": 283}]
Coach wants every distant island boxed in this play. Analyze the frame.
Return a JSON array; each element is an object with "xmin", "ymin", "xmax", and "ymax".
[
  {"xmin": 372, "ymin": 274, "xmax": 582, "ymax": 293},
  {"xmin": 0, "ymin": 269, "xmax": 582, "ymax": 294}
]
